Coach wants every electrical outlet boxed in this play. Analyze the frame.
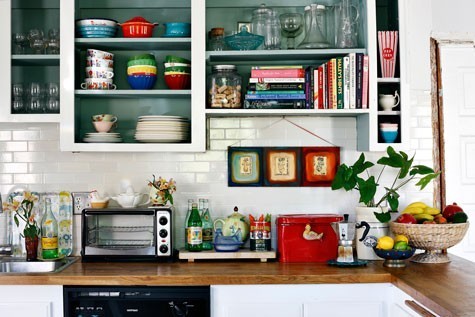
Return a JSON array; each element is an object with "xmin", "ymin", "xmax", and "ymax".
[{"xmin": 71, "ymin": 192, "xmax": 91, "ymax": 215}]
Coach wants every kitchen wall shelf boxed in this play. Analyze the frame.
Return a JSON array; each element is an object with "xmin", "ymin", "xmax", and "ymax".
[
  {"xmin": 75, "ymin": 38, "xmax": 191, "ymax": 51},
  {"xmin": 377, "ymin": 77, "xmax": 401, "ymax": 83},
  {"xmin": 12, "ymin": 55, "xmax": 60, "ymax": 66},
  {"xmin": 378, "ymin": 110, "xmax": 400, "ymax": 115},
  {"xmin": 205, "ymin": 109, "xmax": 370, "ymax": 117},
  {"xmin": 75, "ymin": 90, "xmax": 191, "ymax": 98}
]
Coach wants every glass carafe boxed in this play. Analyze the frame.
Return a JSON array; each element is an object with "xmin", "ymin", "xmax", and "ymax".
[
  {"xmin": 335, "ymin": 0, "xmax": 360, "ymax": 48},
  {"xmin": 298, "ymin": 4, "xmax": 330, "ymax": 49},
  {"xmin": 251, "ymin": 4, "xmax": 281, "ymax": 50}
]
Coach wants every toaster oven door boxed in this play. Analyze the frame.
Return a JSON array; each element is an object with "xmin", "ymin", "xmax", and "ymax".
[{"xmin": 81, "ymin": 209, "xmax": 171, "ymax": 261}]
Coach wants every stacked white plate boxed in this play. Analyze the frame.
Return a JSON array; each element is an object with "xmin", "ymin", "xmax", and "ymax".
[
  {"xmin": 83, "ymin": 132, "xmax": 123, "ymax": 143},
  {"xmin": 135, "ymin": 115, "xmax": 190, "ymax": 143}
]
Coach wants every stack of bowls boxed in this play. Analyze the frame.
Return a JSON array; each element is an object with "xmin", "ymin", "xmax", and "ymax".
[
  {"xmin": 379, "ymin": 123, "xmax": 399, "ymax": 143},
  {"xmin": 76, "ymin": 18, "xmax": 118, "ymax": 38},
  {"xmin": 164, "ymin": 55, "xmax": 191, "ymax": 90},
  {"xmin": 127, "ymin": 53, "xmax": 157, "ymax": 89}
]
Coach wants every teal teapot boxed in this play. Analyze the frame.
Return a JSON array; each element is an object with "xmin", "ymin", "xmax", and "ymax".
[{"xmin": 213, "ymin": 206, "xmax": 249, "ymax": 243}]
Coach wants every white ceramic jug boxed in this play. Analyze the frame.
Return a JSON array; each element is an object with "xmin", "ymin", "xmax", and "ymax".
[
  {"xmin": 355, "ymin": 206, "xmax": 389, "ymax": 260},
  {"xmin": 379, "ymin": 90, "xmax": 400, "ymax": 111}
]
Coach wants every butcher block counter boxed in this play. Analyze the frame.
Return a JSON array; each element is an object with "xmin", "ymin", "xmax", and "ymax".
[{"xmin": 0, "ymin": 255, "xmax": 474, "ymax": 316}]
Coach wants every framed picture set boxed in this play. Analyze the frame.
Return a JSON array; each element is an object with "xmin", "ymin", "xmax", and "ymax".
[
  {"xmin": 301, "ymin": 147, "xmax": 340, "ymax": 186},
  {"xmin": 228, "ymin": 147, "xmax": 263, "ymax": 186},
  {"xmin": 228, "ymin": 146, "xmax": 339, "ymax": 187}
]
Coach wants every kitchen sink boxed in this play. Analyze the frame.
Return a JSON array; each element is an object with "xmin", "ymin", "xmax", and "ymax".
[{"xmin": 0, "ymin": 257, "xmax": 78, "ymax": 273}]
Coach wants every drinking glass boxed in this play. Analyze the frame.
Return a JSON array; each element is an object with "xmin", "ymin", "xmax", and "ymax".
[
  {"xmin": 47, "ymin": 38, "xmax": 60, "ymax": 54},
  {"xmin": 12, "ymin": 32, "xmax": 27, "ymax": 54},
  {"xmin": 30, "ymin": 38, "xmax": 47, "ymax": 54},
  {"xmin": 12, "ymin": 100, "xmax": 25, "ymax": 113},
  {"xmin": 29, "ymin": 82, "xmax": 43, "ymax": 98},
  {"xmin": 12, "ymin": 83, "xmax": 24, "ymax": 100},
  {"xmin": 45, "ymin": 83, "xmax": 59, "ymax": 98},
  {"xmin": 45, "ymin": 98, "xmax": 60, "ymax": 113},
  {"xmin": 28, "ymin": 98, "xmax": 44, "ymax": 113},
  {"xmin": 279, "ymin": 13, "xmax": 303, "ymax": 49}
]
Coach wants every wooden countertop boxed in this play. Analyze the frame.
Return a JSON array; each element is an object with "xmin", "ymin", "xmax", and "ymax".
[{"xmin": 1, "ymin": 255, "xmax": 474, "ymax": 316}]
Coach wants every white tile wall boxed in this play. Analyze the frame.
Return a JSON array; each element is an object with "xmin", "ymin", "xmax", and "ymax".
[{"xmin": 0, "ymin": 96, "xmax": 434, "ymax": 255}]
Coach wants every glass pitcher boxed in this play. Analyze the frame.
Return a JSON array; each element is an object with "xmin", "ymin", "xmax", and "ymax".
[
  {"xmin": 251, "ymin": 4, "xmax": 281, "ymax": 50},
  {"xmin": 298, "ymin": 4, "xmax": 330, "ymax": 49},
  {"xmin": 335, "ymin": 0, "xmax": 360, "ymax": 48}
]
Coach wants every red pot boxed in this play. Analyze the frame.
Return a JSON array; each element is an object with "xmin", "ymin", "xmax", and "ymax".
[{"xmin": 119, "ymin": 16, "xmax": 158, "ymax": 38}]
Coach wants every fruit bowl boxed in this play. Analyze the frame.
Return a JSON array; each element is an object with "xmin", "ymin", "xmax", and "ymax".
[
  {"xmin": 373, "ymin": 247, "xmax": 416, "ymax": 267},
  {"xmin": 390, "ymin": 222, "xmax": 469, "ymax": 263}
]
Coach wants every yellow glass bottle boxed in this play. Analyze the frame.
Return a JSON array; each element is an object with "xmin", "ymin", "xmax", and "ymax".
[{"xmin": 41, "ymin": 198, "xmax": 58, "ymax": 259}]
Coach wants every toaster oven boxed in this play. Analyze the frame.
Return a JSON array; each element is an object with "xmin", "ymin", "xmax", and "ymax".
[{"xmin": 81, "ymin": 207, "xmax": 175, "ymax": 262}]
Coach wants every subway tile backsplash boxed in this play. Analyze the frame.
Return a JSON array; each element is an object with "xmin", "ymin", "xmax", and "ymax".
[{"xmin": 0, "ymin": 92, "xmax": 433, "ymax": 254}]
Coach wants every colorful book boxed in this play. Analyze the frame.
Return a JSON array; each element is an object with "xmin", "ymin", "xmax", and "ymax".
[
  {"xmin": 362, "ymin": 55, "xmax": 369, "ymax": 109},
  {"xmin": 349, "ymin": 53, "xmax": 356, "ymax": 109},
  {"xmin": 250, "ymin": 68, "xmax": 305, "ymax": 78},
  {"xmin": 322, "ymin": 63, "xmax": 327, "ymax": 109},
  {"xmin": 247, "ymin": 90, "xmax": 305, "ymax": 95},
  {"xmin": 343, "ymin": 56, "xmax": 350, "ymax": 109},
  {"xmin": 245, "ymin": 93, "xmax": 306, "ymax": 100},
  {"xmin": 244, "ymin": 99, "xmax": 306, "ymax": 109},
  {"xmin": 355, "ymin": 53, "xmax": 364, "ymax": 109},
  {"xmin": 317, "ymin": 65, "xmax": 325, "ymax": 109},
  {"xmin": 305, "ymin": 66, "xmax": 315, "ymax": 109},
  {"xmin": 313, "ymin": 67, "xmax": 319, "ymax": 109},
  {"xmin": 336, "ymin": 57, "xmax": 344, "ymax": 109},
  {"xmin": 247, "ymin": 82, "xmax": 304, "ymax": 91},
  {"xmin": 327, "ymin": 58, "xmax": 337, "ymax": 109},
  {"xmin": 251, "ymin": 65, "xmax": 303, "ymax": 69},
  {"xmin": 248, "ymin": 77, "xmax": 305, "ymax": 83}
]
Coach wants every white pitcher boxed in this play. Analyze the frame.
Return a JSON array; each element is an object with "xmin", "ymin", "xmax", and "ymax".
[{"xmin": 379, "ymin": 90, "xmax": 400, "ymax": 111}]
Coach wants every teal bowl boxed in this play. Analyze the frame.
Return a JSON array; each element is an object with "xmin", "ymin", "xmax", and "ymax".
[{"xmin": 381, "ymin": 130, "xmax": 398, "ymax": 143}]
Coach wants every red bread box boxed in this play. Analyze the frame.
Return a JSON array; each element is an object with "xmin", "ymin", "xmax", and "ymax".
[{"xmin": 277, "ymin": 214, "xmax": 343, "ymax": 263}]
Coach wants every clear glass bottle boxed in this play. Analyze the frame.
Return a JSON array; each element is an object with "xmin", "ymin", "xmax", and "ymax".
[
  {"xmin": 187, "ymin": 203, "xmax": 202, "ymax": 252},
  {"xmin": 251, "ymin": 4, "xmax": 281, "ymax": 50},
  {"xmin": 41, "ymin": 198, "xmax": 58, "ymax": 259},
  {"xmin": 184, "ymin": 199, "xmax": 193, "ymax": 249},
  {"xmin": 208, "ymin": 65, "xmax": 242, "ymax": 109},
  {"xmin": 201, "ymin": 199, "xmax": 213, "ymax": 250},
  {"xmin": 208, "ymin": 27, "xmax": 225, "ymax": 51}
]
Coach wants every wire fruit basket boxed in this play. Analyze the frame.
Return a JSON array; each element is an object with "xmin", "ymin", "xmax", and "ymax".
[{"xmin": 390, "ymin": 222, "xmax": 469, "ymax": 263}]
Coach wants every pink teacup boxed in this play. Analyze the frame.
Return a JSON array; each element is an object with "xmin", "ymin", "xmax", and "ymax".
[{"xmin": 92, "ymin": 121, "xmax": 117, "ymax": 133}]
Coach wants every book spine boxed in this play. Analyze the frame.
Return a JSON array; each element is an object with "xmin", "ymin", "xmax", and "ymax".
[
  {"xmin": 248, "ymin": 77, "xmax": 306, "ymax": 83},
  {"xmin": 244, "ymin": 99, "xmax": 306, "ymax": 109},
  {"xmin": 336, "ymin": 57, "xmax": 344, "ymax": 109},
  {"xmin": 328, "ymin": 58, "xmax": 337, "ymax": 109},
  {"xmin": 317, "ymin": 65, "xmax": 324, "ymax": 109},
  {"xmin": 247, "ymin": 90, "xmax": 305, "ymax": 95},
  {"xmin": 245, "ymin": 93, "xmax": 306, "ymax": 100},
  {"xmin": 343, "ymin": 56, "xmax": 350, "ymax": 109},
  {"xmin": 251, "ymin": 65, "xmax": 303, "ymax": 69},
  {"xmin": 355, "ymin": 53, "xmax": 364, "ymax": 109},
  {"xmin": 247, "ymin": 83, "xmax": 305, "ymax": 91},
  {"xmin": 362, "ymin": 55, "xmax": 369, "ymax": 109},
  {"xmin": 313, "ymin": 67, "xmax": 319, "ymax": 109},
  {"xmin": 322, "ymin": 63, "xmax": 327, "ymax": 109},
  {"xmin": 250, "ymin": 68, "xmax": 305, "ymax": 78},
  {"xmin": 349, "ymin": 53, "xmax": 356, "ymax": 109}
]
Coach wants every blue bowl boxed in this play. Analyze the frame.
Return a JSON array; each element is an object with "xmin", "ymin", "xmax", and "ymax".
[
  {"xmin": 127, "ymin": 74, "xmax": 157, "ymax": 90},
  {"xmin": 225, "ymin": 28, "xmax": 264, "ymax": 51},
  {"xmin": 77, "ymin": 25, "xmax": 116, "ymax": 32},
  {"xmin": 163, "ymin": 22, "xmax": 191, "ymax": 37},
  {"xmin": 373, "ymin": 247, "xmax": 416, "ymax": 260},
  {"xmin": 381, "ymin": 130, "xmax": 398, "ymax": 143}
]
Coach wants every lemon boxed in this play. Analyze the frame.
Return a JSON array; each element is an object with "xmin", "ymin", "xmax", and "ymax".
[
  {"xmin": 394, "ymin": 234, "xmax": 409, "ymax": 244},
  {"xmin": 377, "ymin": 236, "xmax": 394, "ymax": 250},
  {"xmin": 394, "ymin": 241, "xmax": 409, "ymax": 251}
]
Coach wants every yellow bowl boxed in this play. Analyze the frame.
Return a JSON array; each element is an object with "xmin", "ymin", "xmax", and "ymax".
[
  {"xmin": 91, "ymin": 201, "xmax": 109, "ymax": 208},
  {"xmin": 127, "ymin": 65, "xmax": 157, "ymax": 75}
]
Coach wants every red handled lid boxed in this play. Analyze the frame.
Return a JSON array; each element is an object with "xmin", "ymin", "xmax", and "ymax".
[{"xmin": 277, "ymin": 214, "xmax": 343, "ymax": 225}]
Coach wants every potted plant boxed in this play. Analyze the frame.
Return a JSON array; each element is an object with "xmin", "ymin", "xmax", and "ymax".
[
  {"xmin": 2, "ymin": 192, "xmax": 41, "ymax": 261},
  {"xmin": 331, "ymin": 146, "xmax": 440, "ymax": 222}
]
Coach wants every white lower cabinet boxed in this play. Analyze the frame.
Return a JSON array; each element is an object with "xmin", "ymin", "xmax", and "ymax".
[
  {"xmin": 211, "ymin": 284, "xmax": 392, "ymax": 317},
  {"xmin": 0, "ymin": 285, "xmax": 63, "ymax": 317},
  {"xmin": 389, "ymin": 285, "xmax": 440, "ymax": 317}
]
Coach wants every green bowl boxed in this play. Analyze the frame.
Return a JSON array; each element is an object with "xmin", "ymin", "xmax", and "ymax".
[
  {"xmin": 164, "ymin": 55, "xmax": 191, "ymax": 64},
  {"xmin": 164, "ymin": 66, "xmax": 191, "ymax": 73},
  {"xmin": 129, "ymin": 53, "xmax": 155, "ymax": 61},
  {"xmin": 127, "ymin": 58, "xmax": 157, "ymax": 67}
]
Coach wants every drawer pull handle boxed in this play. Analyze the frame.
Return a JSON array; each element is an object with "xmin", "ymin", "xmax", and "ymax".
[{"xmin": 405, "ymin": 300, "xmax": 437, "ymax": 317}]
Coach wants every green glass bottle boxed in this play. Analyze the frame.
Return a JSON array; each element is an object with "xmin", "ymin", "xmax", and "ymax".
[
  {"xmin": 201, "ymin": 199, "xmax": 213, "ymax": 250},
  {"xmin": 41, "ymin": 198, "xmax": 58, "ymax": 259},
  {"xmin": 187, "ymin": 202, "xmax": 202, "ymax": 252},
  {"xmin": 184, "ymin": 199, "xmax": 193, "ymax": 249}
]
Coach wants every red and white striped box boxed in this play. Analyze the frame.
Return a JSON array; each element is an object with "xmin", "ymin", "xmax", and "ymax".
[{"xmin": 378, "ymin": 31, "xmax": 398, "ymax": 78}]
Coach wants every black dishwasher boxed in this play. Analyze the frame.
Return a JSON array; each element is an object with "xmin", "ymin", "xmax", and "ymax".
[{"xmin": 64, "ymin": 286, "xmax": 210, "ymax": 317}]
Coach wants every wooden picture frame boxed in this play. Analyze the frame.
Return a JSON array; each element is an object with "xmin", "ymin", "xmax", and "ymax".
[
  {"xmin": 301, "ymin": 147, "xmax": 340, "ymax": 187},
  {"xmin": 228, "ymin": 147, "xmax": 263, "ymax": 186},
  {"xmin": 263, "ymin": 147, "xmax": 301, "ymax": 186}
]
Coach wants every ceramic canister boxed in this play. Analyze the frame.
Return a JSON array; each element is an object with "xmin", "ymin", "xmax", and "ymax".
[{"xmin": 355, "ymin": 206, "xmax": 389, "ymax": 260}]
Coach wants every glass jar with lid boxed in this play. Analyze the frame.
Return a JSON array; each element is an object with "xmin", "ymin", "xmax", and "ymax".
[
  {"xmin": 207, "ymin": 65, "xmax": 242, "ymax": 109},
  {"xmin": 208, "ymin": 27, "xmax": 225, "ymax": 51}
]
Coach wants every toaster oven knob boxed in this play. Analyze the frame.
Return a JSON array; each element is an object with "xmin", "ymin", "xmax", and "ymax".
[
  {"xmin": 159, "ymin": 229, "xmax": 168, "ymax": 238},
  {"xmin": 159, "ymin": 245, "xmax": 169, "ymax": 254},
  {"xmin": 159, "ymin": 216, "xmax": 168, "ymax": 226}
]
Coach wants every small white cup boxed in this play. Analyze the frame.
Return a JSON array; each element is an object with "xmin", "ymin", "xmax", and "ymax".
[
  {"xmin": 86, "ymin": 66, "xmax": 114, "ymax": 79},
  {"xmin": 86, "ymin": 49, "xmax": 114, "ymax": 60},
  {"xmin": 92, "ymin": 114, "xmax": 118, "ymax": 122},
  {"xmin": 81, "ymin": 78, "xmax": 116, "ymax": 90},
  {"xmin": 86, "ymin": 57, "xmax": 114, "ymax": 68}
]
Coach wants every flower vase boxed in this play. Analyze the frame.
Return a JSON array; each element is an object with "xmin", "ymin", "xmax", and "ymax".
[
  {"xmin": 149, "ymin": 187, "xmax": 166, "ymax": 206},
  {"xmin": 25, "ymin": 236, "xmax": 38, "ymax": 261}
]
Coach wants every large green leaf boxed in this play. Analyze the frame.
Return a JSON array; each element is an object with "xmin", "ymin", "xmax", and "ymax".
[
  {"xmin": 353, "ymin": 153, "xmax": 374, "ymax": 174},
  {"xmin": 410, "ymin": 165, "xmax": 435, "ymax": 176},
  {"xmin": 331, "ymin": 165, "xmax": 348, "ymax": 190},
  {"xmin": 385, "ymin": 188, "xmax": 400, "ymax": 211},
  {"xmin": 374, "ymin": 210, "xmax": 392, "ymax": 223},
  {"xmin": 416, "ymin": 173, "xmax": 440, "ymax": 190},
  {"xmin": 399, "ymin": 155, "xmax": 414, "ymax": 179},
  {"xmin": 377, "ymin": 146, "xmax": 403, "ymax": 168},
  {"xmin": 357, "ymin": 176, "xmax": 377, "ymax": 205}
]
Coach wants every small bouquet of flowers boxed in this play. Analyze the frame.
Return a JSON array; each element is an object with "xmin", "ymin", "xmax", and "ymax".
[
  {"xmin": 2, "ymin": 192, "xmax": 40, "ymax": 239},
  {"xmin": 148, "ymin": 175, "xmax": 177, "ymax": 205}
]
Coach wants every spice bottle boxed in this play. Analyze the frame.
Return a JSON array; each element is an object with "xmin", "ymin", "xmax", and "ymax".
[{"xmin": 208, "ymin": 65, "xmax": 242, "ymax": 109}]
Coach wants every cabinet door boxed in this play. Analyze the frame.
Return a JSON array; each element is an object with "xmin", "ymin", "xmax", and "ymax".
[
  {"xmin": 0, "ymin": 0, "xmax": 61, "ymax": 123},
  {"xmin": 0, "ymin": 285, "xmax": 63, "ymax": 317},
  {"xmin": 389, "ymin": 285, "xmax": 440, "ymax": 317}
]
